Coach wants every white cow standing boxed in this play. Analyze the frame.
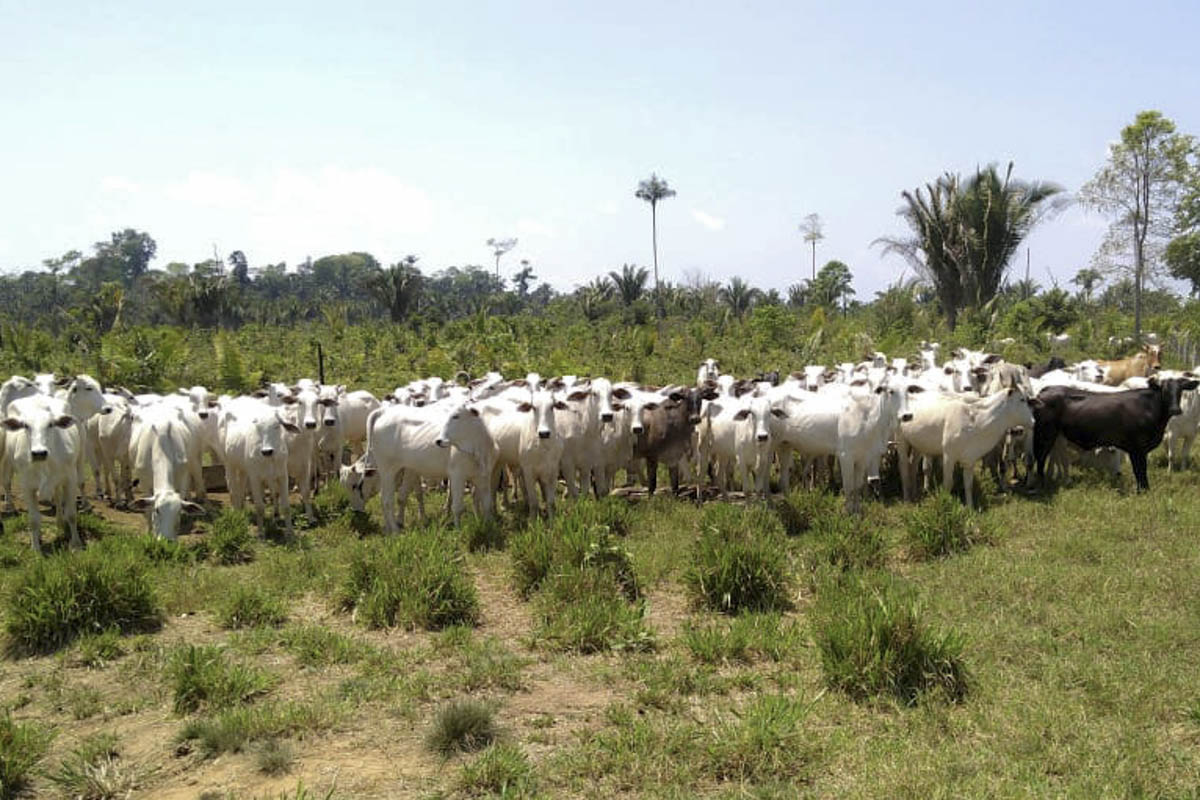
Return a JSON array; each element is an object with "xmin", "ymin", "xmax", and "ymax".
[
  {"xmin": 2, "ymin": 396, "xmax": 82, "ymax": 553},
  {"xmin": 220, "ymin": 402, "xmax": 300, "ymax": 535}
]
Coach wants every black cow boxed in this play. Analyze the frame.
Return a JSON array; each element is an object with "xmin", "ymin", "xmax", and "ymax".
[
  {"xmin": 1031, "ymin": 376, "xmax": 1199, "ymax": 491},
  {"xmin": 615, "ymin": 384, "xmax": 718, "ymax": 495},
  {"xmin": 755, "ymin": 370, "xmax": 782, "ymax": 386},
  {"xmin": 1026, "ymin": 356, "xmax": 1067, "ymax": 378}
]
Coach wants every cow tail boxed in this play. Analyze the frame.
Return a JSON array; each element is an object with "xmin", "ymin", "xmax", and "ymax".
[{"xmin": 362, "ymin": 408, "xmax": 383, "ymax": 465}]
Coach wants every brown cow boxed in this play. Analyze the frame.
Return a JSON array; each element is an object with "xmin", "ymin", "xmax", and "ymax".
[{"xmin": 1099, "ymin": 345, "xmax": 1161, "ymax": 386}]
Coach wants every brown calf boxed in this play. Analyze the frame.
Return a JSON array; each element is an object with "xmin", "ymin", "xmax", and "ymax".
[{"xmin": 1099, "ymin": 345, "xmax": 1161, "ymax": 386}]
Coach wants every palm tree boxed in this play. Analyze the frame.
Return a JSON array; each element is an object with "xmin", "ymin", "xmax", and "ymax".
[
  {"xmin": 486, "ymin": 237, "xmax": 517, "ymax": 280},
  {"xmin": 799, "ymin": 213, "xmax": 824, "ymax": 280},
  {"xmin": 634, "ymin": 173, "xmax": 676, "ymax": 316},
  {"xmin": 810, "ymin": 260, "xmax": 855, "ymax": 314},
  {"xmin": 787, "ymin": 282, "xmax": 809, "ymax": 308},
  {"xmin": 609, "ymin": 264, "xmax": 650, "ymax": 307},
  {"xmin": 719, "ymin": 277, "xmax": 760, "ymax": 320},
  {"xmin": 1071, "ymin": 267, "xmax": 1103, "ymax": 303},
  {"xmin": 874, "ymin": 162, "xmax": 1064, "ymax": 329},
  {"xmin": 511, "ymin": 260, "xmax": 536, "ymax": 297},
  {"xmin": 372, "ymin": 256, "xmax": 423, "ymax": 322}
]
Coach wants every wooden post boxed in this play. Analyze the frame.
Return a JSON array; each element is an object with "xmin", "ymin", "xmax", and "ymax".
[{"xmin": 316, "ymin": 342, "xmax": 325, "ymax": 385}]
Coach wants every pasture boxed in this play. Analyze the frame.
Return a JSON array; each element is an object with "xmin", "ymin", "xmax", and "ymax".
[{"xmin": 2, "ymin": 462, "xmax": 1200, "ymax": 798}]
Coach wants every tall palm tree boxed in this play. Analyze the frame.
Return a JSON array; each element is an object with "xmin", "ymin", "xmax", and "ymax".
[
  {"xmin": 719, "ymin": 277, "xmax": 761, "ymax": 320},
  {"xmin": 486, "ymin": 237, "xmax": 517, "ymax": 280},
  {"xmin": 1071, "ymin": 267, "xmax": 1103, "ymax": 303},
  {"xmin": 608, "ymin": 264, "xmax": 649, "ymax": 307},
  {"xmin": 874, "ymin": 162, "xmax": 1064, "ymax": 329},
  {"xmin": 799, "ymin": 213, "xmax": 824, "ymax": 280},
  {"xmin": 635, "ymin": 173, "xmax": 676, "ymax": 316},
  {"xmin": 372, "ymin": 256, "xmax": 423, "ymax": 322}
]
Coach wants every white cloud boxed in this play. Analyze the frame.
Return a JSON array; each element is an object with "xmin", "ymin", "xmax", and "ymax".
[
  {"xmin": 100, "ymin": 175, "xmax": 140, "ymax": 193},
  {"xmin": 595, "ymin": 201, "xmax": 619, "ymax": 216},
  {"xmin": 691, "ymin": 209, "xmax": 726, "ymax": 231},
  {"xmin": 516, "ymin": 217, "xmax": 555, "ymax": 238}
]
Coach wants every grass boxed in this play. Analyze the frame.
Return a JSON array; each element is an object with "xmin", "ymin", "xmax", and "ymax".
[
  {"xmin": 806, "ymin": 511, "xmax": 889, "ymax": 573},
  {"xmin": 681, "ymin": 612, "xmax": 806, "ymax": 665},
  {"xmin": 683, "ymin": 503, "xmax": 794, "ymax": 614},
  {"xmin": 73, "ymin": 627, "xmax": 127, "ymax": 668},
  {"xmin": 457, "ymin": 743, "xmax": 537, "ymax": 797},
  {"xmin": 166, "ymin": 644, "xmax": 277, "ymax": 714},
  {"xmin": 214, "ymin": 583, "xmax": 288, "ymax": 630},
  {"xmin": 0, "ymin": 714, "xmax": 53, "ymax": 799},
  {"xmin": 207, "ymin": 508, "xmax": 257, "ymax": 565},
  {"xmin": 255, "ymin": 738, "xmax": 295, "ymax": 776},
  {"xmin": 811, "ymin": 571, "xmax": 969, "ymax": 705},
  {"xmin": 4, "ymin": 542, "xmax": 162, "ymax": 655},
  {"xmin": 426, "ymin": 699, "xmax": 499, "ymax": 756},
  {"xmin": 176, "ymin": 700, "xmax": 341, "ymax": 758},
  {"xmin": 905, "ymin": 489, "xmax": 996, "ymax": 559},
  {"xmin": 336, "ymin": 525, "xmax": 480, "ymax": 630},
  {"xmin": 47, "ymin": 731, "xmax": 137, "ymax": 800}
]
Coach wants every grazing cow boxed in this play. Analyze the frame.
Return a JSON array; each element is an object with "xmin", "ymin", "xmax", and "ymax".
[
  {"xmin": 2, "ymin": 396, "xmax": 82, "ymax": 553},
  {"xmin": 899, "ymin": 382, "xmax": 1035, "ymax": 509},
  {"xmin": 625, "ymin": 385, "xmax": 718, "ymax": 495},
  {"xmin": 339, "ymin": 457, "xmax": 380, "ymax": 512},
  {"xmin": 128, "ymin": 404, "xmax": 205, "ymax": 540},
  {"xmin": 1032, "ymin": 375, "xmax": 1199, "ymax": 491},
  {"xmin": 1099, "ymin": 345, "xmax": 1161, "ymax": 386},
  {"xmin": 221, "ymin": 403, "xmax": 300, "ymax": 534}
]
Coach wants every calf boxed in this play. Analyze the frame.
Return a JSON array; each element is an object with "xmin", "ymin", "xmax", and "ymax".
[
  {"xmin": 2, "ymin": 396, "xmax": 82, "ymax": 553},
  {"xmin": 1098, "ymin": 345, "xmax": 1161, "ymax": 386},
  {"xmin": 1032, "ymin": 375, "xmax": 1199, "ymax": 491}
]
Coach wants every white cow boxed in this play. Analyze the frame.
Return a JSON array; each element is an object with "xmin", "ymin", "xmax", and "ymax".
[
  {"xmin": 2, "ymin": 396, "xmax": 82, "ymax": 553},
  {"xmin": 707, "ymin": 394, "xmax": 785, "ymax": 498},
  {"xmin": 472, "ymin": 388, "xmax": 565, "ymax": 516},
  {"xmin": 128, "ymin": 404, "xmax": 205, "ymax": 540},
  {"xmin": 336, "ymin": 390, "xmax": 381, "ymax": 458},
  {"xmin": 697, "ymin": 359, "xmax": 721, "ymax": 385},
  {"xmin": 553, "ymin": 382, "xmax": 601, "ymax": 498},
  {"xmin": 279, "ymin": 389, "xmax": 320, "ymax": 523},
  {"xmin": 221, "ymin": 402, "xmax": 300, "ymax": 535},
  {"xmin": 86, "ymin": 393, "xmax": 135, "ymax": 505}
]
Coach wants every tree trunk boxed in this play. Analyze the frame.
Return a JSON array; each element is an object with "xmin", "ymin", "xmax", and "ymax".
[
  {"xmin": 651, "ymin": 202, "xmax": 662, "ymax": 318},
  {"xmin": 811, "ymin": 241, "xmax": 816, "ymax": 281}
]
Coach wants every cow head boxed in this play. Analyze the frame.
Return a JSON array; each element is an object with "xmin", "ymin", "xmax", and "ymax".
[
  {"xmin": 1150, "ymin": 375, "xmax": 1200, "ymax": 417},
  {"xmin": 514, "ymin": 390, "xmax": 560, "ymax": 439},
  {"xmin": 437, "ymin": 403, "xmax": 482, "ymax": 448},
  {"xmin": 592, "ymin": 378, "xmax": 617, "ymax": 424},
  {"xmin": 130, "ymin": 490, "xmax": 204, "ymax": 541},
  {"xmin": 2, "ymin": 401, "xmax": 75, "ymax": 461},
  {"xmin": 339, "ymin": 459, "xmax": 379, "ymax": 512}
]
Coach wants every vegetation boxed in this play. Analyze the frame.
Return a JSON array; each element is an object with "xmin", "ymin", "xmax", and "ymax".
[
  {"xmin": 0, "ymin": 715, "xmax": 52, "ymax": 799},
  {"xmin": 683, "ymin": 504, "xmax": 793, "ymax": 614},
  {"xmin": 426, "ymin": 699, "xmax": 499, "ymax": 756},
  {"xmin": 167, "ymin": 644, "xmax": 276, "ymax": 714},
  {"xmin": 904, "ymin": 489, "xmax": 995, "ymax": 559}
]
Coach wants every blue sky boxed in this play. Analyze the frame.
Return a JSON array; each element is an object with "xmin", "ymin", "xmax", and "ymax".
[{"xmin": 2, "ymin": 0, "xmax": 1197, "ymax": 297}]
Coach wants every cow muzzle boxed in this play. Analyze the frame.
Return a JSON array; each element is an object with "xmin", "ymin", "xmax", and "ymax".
[
  {"xmin": 260, "ymin": 447, "xmax": 275, "ymax": 457},
  {"xmin": 538, "ymin": 430, "xmax": 551, "ymax": 440},
  {"xmin": 632, "ymin": 425, "xmax": 644, "ymax": 435},
  {"xmin": 324, "ymin": 418, "xmax": 336, "ymax": 427},
  {"xmin": 901, "ymin": 413, "xmax": 913, "ymax": 422},
  {"xmin": 305, "ymin": 421, "xmax": 317, "ymax": 430},
  {"xmin": 31, "ymin": 449, "xmax": 48, "ymax": 462},
  {"xmin": 688, "ymin": 414, "xmax": 702, "ymax": 425},
  {"xmin": 435, "ymin": 438, "xmax": 449, "ymax": 448},
  {"xmin": 756, "ymin": 433, "xmax": 769, "ymax": 442},
  {"xmin": 601, "ymin": 413, "xmax": 614, "ymax": 423},
  {"xmin": 198, "ymin": 411, "xmax": 209, "ymax": 419}
]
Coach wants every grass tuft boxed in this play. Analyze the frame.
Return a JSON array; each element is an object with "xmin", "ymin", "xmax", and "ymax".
[
  {"xmin": 812, "ymin": 572, "xmax": 969, "ymax": 705},
  {"xmin": 215, "ymin": 584, "xmax": 288, "ymax": 630},
  {"xmin": 904, "ymin": 489, "xmax": 995, "ymax": 559},
  {"xmin": 176, "ymin": 700, "xmax": 339, "ymax": 758},
  {"xmin": 255, "ymin": 738, "xmax": 295, "ymax": 776},
  {"xmin": 457, "ymin": 743, "xmax": 537, "ymax": 797},
  {"xmin": 73, "ymin": 627, "xmax": 127, "ymax": 668},
  {"xmin": 683, "ymin": 504, "xmax": 793, "ymax": 614},
  {"xmin": 704, "ymin": 694, "xmax": 817, "ymax": 783},
  {"xmin": 166, "ymin": 644, "xmax": 277, "ymax": 714},
  {"xmin": 0, "ymin": 714, "xmax": 53, "ymax": 800},
  {"xmin": 47, "ymin": 731, "xmax": 136, "ymax": 800},
  {"xmin": 461, "ymin": 514, "xmax": 506, "ymax": 553},
  {"xmin": 772, "ymin": 488, "xmax": 841, "ymax": 536},
  {"xmin": 808, "ymin": 512, "xmax": 889, "ymax": 572},
  {"xmin": 426, "ymin": 699, "xmax": 499, "ymax": 756},
  {"xmin": 336, "ymin": 526, "xmax": 479, "ymax": 630},
  {"xmin": 4, "ymin": 546, "xmax": 162, "ymax": 655},
  {"xmin": 681, "ymin": 613, "xmax": 806, "ymax": 665},
  {"xmin": 208, "ymin": 508, "xmax": 256, "ymax": 565}
]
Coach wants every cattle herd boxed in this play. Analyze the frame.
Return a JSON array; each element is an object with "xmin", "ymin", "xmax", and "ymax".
[{"xmin": 1, "ymin": 340, "xmax": 1197, "ymax": 554}]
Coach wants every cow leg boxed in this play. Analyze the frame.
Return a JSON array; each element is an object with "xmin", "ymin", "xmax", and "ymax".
[
  {"xmin": 962, "ymin": 462, "xmax": 976, "ymax": 511},
  {"xmin": 277, "ymin": 472, "xmax": 293, "ymax": 536},
  {"xmin": 23, "ymin": 487, "xmax": 43, "ymax": 555},
  {"xmin": 248, "ymin": 480, "xmax": 267, "ymax": 532},
  {"xmin": 560, "ymin": 456, "xmax": 578, "ymax": 499},
  {"xmin": 540, "ymin": 472, "xmax": 557, "ymax": 517},
  {"xmin": 645, "ymin": 458, "xmax": 659, "ymax": 495},
  {"xmin": 776, "ymin": 445, "xmax": 792, "ymax": 493},
  {"xmin": 942, "ymin": 457, "xmax": 956, "ymax": 499},
  {"xmin": 1130, "ymin": 451, "xmax": 1150, "ymax": 492},
  {"xmin": 380, "ymin": 468, "xmax": 400, "ymax": 533},
  {"xmin": 838, "ymin": 453, "xmax": 859, "ymax": 514},
  {"xmin": 521, "ymin": 465, "xmax": 540, "ymax": 515},
  {"xmin": 1184, "ymin": 435, "xmax": 1196, "ymax": 471},
  {"xmin": 449, "ymin": 472, "xmax": 466, "ymax": 526},
  {"xmin": 299, "ymin": 463, "xmax": 315, "ymax": 524}
]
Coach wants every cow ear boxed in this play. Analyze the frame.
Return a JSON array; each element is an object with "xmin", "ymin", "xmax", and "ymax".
[
  {"xmin": 642, "ymin": 402, "xmax": 660, "ymax": 411},
  {"xmin": 280, "ymin": 419, "xmax": 301, "ymax": 433},
  {"xmin": 468, "ymin": 407, "xmax": 480, "ymax": 417},
  {"xmin": 943, "ymin": 366, "xmax": 954, "ymax": 375},
  {"xmin": 906, "ymin": 384, "xmax": 926, "ymax": 394},
  {"xmin": 701, "ymin": 388, "xmax": 719, "ymax": 400},
  {"xmin": 363, "ymin": 467, "xmax": 378, "ymax": 477},
  {"xmin": 553, "ymin": 401, "xmax": 568, "ymax": 410},
  {"xmin": 517, "ymin": 402, "xmax": 533, "ymax": 413},
  {"xmin": 251, "ymin": 390, "xmax": 268, "ymax": 398},
  {"xmin": 1181, "ymin": 379, "xmax": 1200, "ymax": 392},
  {"xmin": 1, "ymin": 418, "xmax": 24, "ymax": 431},
  {"xmin": 771, "ymin": 408, "xmax": 788, "ymax": 419},
  {"xmin": 567, "ymin": 390, "xmax": 591, "ymax": 402},
  {"xmin": 176, "ymin": 388, "xmax": 190, "ymax": 396},
  {"xmin": 611, "ymin": 402, "xmax": 625, "ymax": 411},
  {"xmin": 182, "ymin": 501, "xmax": 206, "ymax": 515},
  {"xmin": 668, "ymin": 392, "xmax": 684, "ymax": 402},
  {"xmin": 733, "ymin": 408, "xmax": 752, "ymax": 421},
  {"xmin": 612, "ymin": 388, "xmax": 631, "ymax": 400},
  {"xmin": 207, "ymin": 398, "xmax": 219, "ymax": 408},
  {"xmin": 129, "ymin": 497, "xmax": 153, "ymax": 511},
  {"xmin": 281, "ymin": 395, "xmax": 299, "ymax": 405},
  {"xmin": 54, "ymin": 415, "xmax": 76, "ymax": 428}
]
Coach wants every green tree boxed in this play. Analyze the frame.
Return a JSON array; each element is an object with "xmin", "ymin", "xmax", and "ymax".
[
  {"xmin": 1071, "ymin": 267, "xmax": 1103, "ymax": 303},
  {"xmin": 486, "ymin": 237, "xmax": 517, "ymax": 280},
  {"xmin": 809, "ymin": 260, "xmax": 855, "ymax": 314},
  {"xmin": 608, "ymin": 264, "xmax": 649, "ymax": 307},
  {"xmin": 719, "ymin": 277, "xmax": 761, "ymax": 320},
  {"xmin": 874, "ymin": 162, "xmax": 1063, "ymax": 329},
  {"xmin": 512, "ymin": 260, "xmax": 536, "ymax": 297},
  {"xmin": 96, "ymin": 229, "xmax": 157, "ymax": 285},
  {"xmin": 1080, "ymin": 110, "xmax": 1195, "ymax": 338},
  {"xmin": 227, "ymin": 250, "xmax": 250, "ymax": 285},
  {"xmin": 372, "ymin": 256, "xmax": 423, "ymax": 322},
  {"xmin": 1166, "ymin": 232, "xmax": 1200, "ymax": 296},
  {"xmin": 1032, "ymin": 287, "xmax": 1078, "ymax": 333},
  {"xmin": 635, "ymin": 173, "xmax": 676, "ymax": 317}
]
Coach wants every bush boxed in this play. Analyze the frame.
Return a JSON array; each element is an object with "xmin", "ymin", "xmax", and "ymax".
[
  {"xmin": 166, "ymin": 644, "xmax": 276, "ymax": 714},
  {"xmin": 772, "ymin": 488, "xmax": 840, "ymax": 536},
  {"xmin": 812, "ymin": 572, "xmax": 969, "ymax": 705},
  {"xmin": 534, "ymin": 567, "xmax": 654, "ymax": 654},
  {"xmin": 510, "ymin": 508, "xmax": 639, "ymax": 599},
  {"xmin": 705, "ymin": 694, "xmax": 816, "ymax": 783},
  {"xmin": 462, "ymin": 515, "xmax": 505, "ymax": 553},
  {"xmin": 336, "ymin": 526, "xmax": 479, "ymax": 630},
  {"xmin": 311, "ymin": 482, "xmax": 350, "ymax": 521},
  {"xmin": 457, "ymin": 743, "xmax": 537, "ymax": 797},
  {"xmin": 0, "ymin": 714, "xmax": 53, "ymax": 799},
  {"xmin": 683, "ymin": 505, "xmax": 793, "ymax": 614},
  {"xmin": 47, "ymin": 731, "xmax": 135, "ymax": 800},
  {"xmin": 215, "ymin": 584, "xmax": 288, "ymax": 630},
  {"xmin": 809, "ymin": 512, "xmax": 889, "ymax": 572},
  {"xmin": 426, "ymin": 699, "xmax": 498, "ymax": 756},
  {"xmin": 905, "ymin": 490, "xmax": 994, "ymax": 559},
  {"xmin": 4, "ymin": 547, "xmax": 162, "ymax": 655},
  {"xmin": 208, "ymin": 508, "xmax": 256, "ymax": 565},
  {"xmin": 256, "ymin": 738, "xmax": 295, "ymax": 776}
]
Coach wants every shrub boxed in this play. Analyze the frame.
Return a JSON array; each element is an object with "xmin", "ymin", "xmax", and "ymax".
[
  {"xmin": 534, "ymin": 567, "xmax": 654, "ymax": 654},
  {"xmin": 166, "ymin": 644, "xmax": 276, "ymax": 714},
  {"xmin": 208, "ymin": 508, "xmax": 256, "ymax": 565},
  {"xmin": 683, "ymin": 505, "xmax": 793, "ymax": 614},
  {"xmin": 705, "ymin": 694, "xmax": 816, "ymax": 782},
  {"xmin": 510, "ymin": 510, "xmax": 639, "ymax": 599},
  {"xmin": 812, "ymin": 572, "xmax": 969, "ymax": 705},
  {"xmin": 0, "ymin": 714, "xmax": 53, "ymax": 800},
  {"xmin": 311, "ymin": 482, "xmax": 350, "ymax": 521},
  {"xmin": 462, "ymin": 515, "xmax": 505, "ymax": 553},
  {"xmin": 256, "ymin": 738, "xmax": 295, "ymax": 776},
  {"xmin": 47, "ymin": 732, "xmax": 135, "ymax": 800},
  {"xmin": 809, "ymin": 512, "xmax": 889, "ymax": 572},
  {"xmin": 426, "ymin": 699, "xmax": 498, "ymax": 756},
  {"xmin": 74, "ymin": 627, "xmax": 127, "ymax": 668},
  {"xmin": 4, "ymin": 547, "xmax": 162, "ymax": 655},
  {"xmin": 337, "ymin": 526, "xmax": 479, "ymax": 630},
  {"xmin": 905, "ymin": 490, "xmax": 994, "ymax": 559},
  {"xmin": 215, "ymin": 584, "xmax": 288, "ymax": 630},
  {"xmin": 772, "ymin": 488, "xmax": 840, "ymax": 536},
  {"xmin": 457, "ymin": 743, "xmax": 537, "ymax": 797}
]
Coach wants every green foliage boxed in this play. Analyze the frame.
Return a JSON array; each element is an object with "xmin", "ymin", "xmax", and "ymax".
[
  {"xmin": 461, "ymin": 515, "xmax": 506, "ymax": 553},
  {"xmin": 704, "ymin": 694, "xmax": 817, "ymax": 783},
  {"xmin": 808, "ymin": 512, "xmax": 889, "ymax": 572},
  {"xmin": 215, "ymin": 584, "xmax": 288, "ymax": 630},
  {"xmin": 166, "ymin": 644, "xmax": 276, "ymax": 714},
  {"xmin": 0, "ymin": 714, "xmax": 53, "ymax": 799},
  {"xmin": 176, "ymin": 700, "xmax": 338, "ymax": 758},
  {"xmin": 771, "ymin": 488, "xmax": 840, "ymax": 536},
  {"xmin": 904, "ymin": 490, "xmax": 994, "ymax": 559},
  {"xmin": 208, "ymin": 508, "xmax": 256, "ymax": 565},
  {"xmin": 4, "ymin": 546, "xmax": 162, "ymax": 655},
  {"xmin": 47, "ymin": 731, "xmax": 135, "ymax": 800},
  {"xmin": 812, "ymin": 572, "xmax": 969, "ymax": 705},
  {"xmin": 457, "ymin": 743, "xmax": 537, "ymax": 797},
  {"xmin": 683, "ymin": 504, "xmax": 793, "ymax": 614},
  {"xmin": 255, "ymin": 738, "xmax": 295, "ymax": 776},
  {"xmin": 337, "ymin": 526, "xmax": 479, "ymax": 630},
  {"xmin": 426, "ymin": 699, "xmax": 499, "ymax": 756},
  {"xmin": 509, "ymin": 499, "xmax": 636, "ymax": 598},
  {"xmin": 73, "ymin": 627, "xmax": 127, "ymax": 668},
  {"xmin": 533, "ymin": 566, "xmax": 654, "ymax": 654},
  {"xmin": 681, "ymin": 613, "xmax": 806, "ymax": 665},
  {"xmin": 275, "ymin": 625, "xmax": 370, "ymax": 668}
]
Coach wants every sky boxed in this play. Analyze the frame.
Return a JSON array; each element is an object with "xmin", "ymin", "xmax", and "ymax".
[{"xmin": 2, "ymin": 0, "xmax": 1198, "ymax": 298}]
